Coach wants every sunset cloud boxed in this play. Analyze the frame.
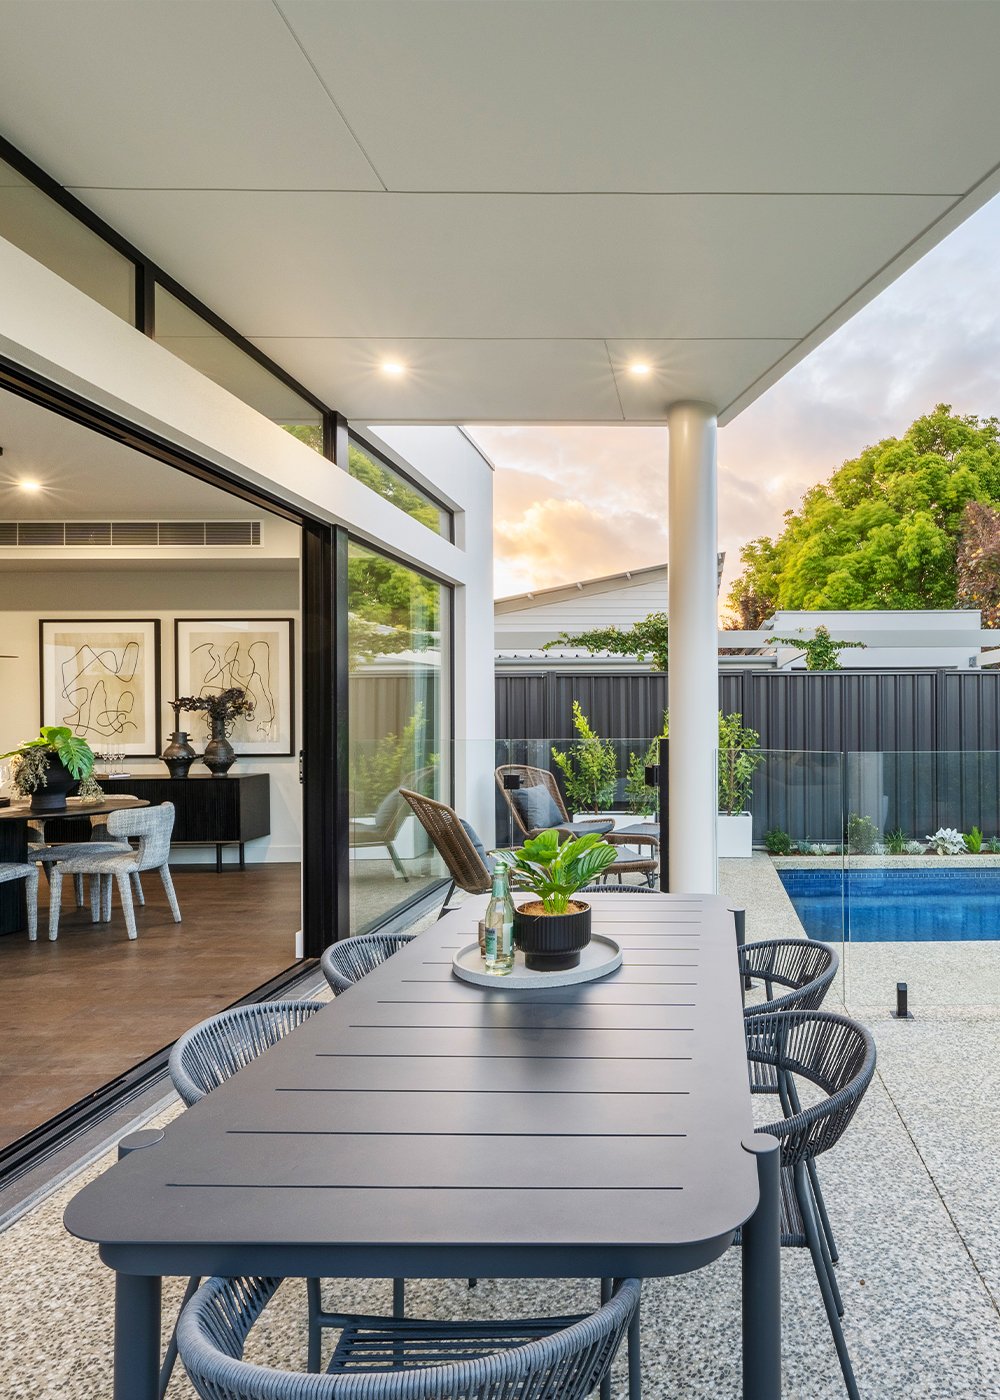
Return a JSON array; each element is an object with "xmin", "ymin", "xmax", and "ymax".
[{"xmin": 472, "ymin": 191, "xmax": 1000, "ymax": 602}]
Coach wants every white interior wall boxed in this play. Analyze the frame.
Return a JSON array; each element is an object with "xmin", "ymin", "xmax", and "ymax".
[{"xmin": 0, "ymin": 568, "xmax": 301, "ymax": 864}]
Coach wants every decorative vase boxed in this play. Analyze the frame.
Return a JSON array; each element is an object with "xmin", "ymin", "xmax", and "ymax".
[
  {"xmin": 162, "ymin": 730, "xmax": 197, "ymax": 778},
  {"xmin": 513, "ymin": 900, "xmax": 592, "ymax": 972},
  {"xmin": 29, "ymin": 752, "xmax": 78, "ymax": 811},
  {"xmin": 202, "ymin": 717, "xmax": 236, "ymax": 776}
]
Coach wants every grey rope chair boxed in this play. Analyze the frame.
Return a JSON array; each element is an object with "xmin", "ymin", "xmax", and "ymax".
[
  {"xmin": 320, "ymin": 931, "xmax": 419, "ymax": 995},
  {"xmin": 740, "ymin": 937, "xmax": 841, "ymax": 1264},
  {"xmin": 177, "ymin": 1273, "xmax": 641, "ymax": 1400},
  {"xmin": 160, "ymin": 1000, "xmax": 326, "ymax": 1398},
  {"xmin": 29, "ymin": 814, "xmax": 143, "ymax": 912},
  {"xmin": 0, "ymin": 862, "xmax": 38, "ymax": 940},
  {"xmin": 738, "ymin": 1009, "xmax": 876, "ymax": 1400}
]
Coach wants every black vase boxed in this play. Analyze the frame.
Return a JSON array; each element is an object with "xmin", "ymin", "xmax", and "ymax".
[
  {"xmin": 513, "ymin": 900, "xmax": 592, "ymax": 972},
  {"xmin": 162, "ymin": 730, "xmax": 197, "ymax": 778},
  {"xmin": 203, "ymin": 717, "xmax": 236, "ymax": 776},
  {"xmin": 30, "ymin": 752, "xmax": 78, "ymax": 812}
]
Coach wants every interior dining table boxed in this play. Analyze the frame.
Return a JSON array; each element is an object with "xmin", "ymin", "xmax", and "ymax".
[{"xmin": 64, "ymin": 890, "xmax": 780, "ymax": 1400}]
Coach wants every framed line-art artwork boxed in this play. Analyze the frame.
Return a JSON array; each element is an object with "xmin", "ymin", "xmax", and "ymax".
[
  {"xmin": 174, "ymin": 618, "xmax": 295, "ymax": 756},
  {"xmin": 39, "ymin": 619, "xmax": 161, "ymax": 756}
]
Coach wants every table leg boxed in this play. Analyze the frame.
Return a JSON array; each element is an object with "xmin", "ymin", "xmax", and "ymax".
[
  {"xmin": 741, "ymin": 1133, "xmax": 781, "ymax": 1399},
  {"xmin": 239, "ymin": 841, "xmax": 245, "ymax": 872},
  {"xmin": 216, "ymin": 843, "xmax": 223, "ymax": 874},
  {"xmin": 627, "ymin": 1289, "xmax": 642, "ymax": 1400},
  {"xmin": 114, "ymin": 1272, "xmax": 161, "ymax": 1400}
]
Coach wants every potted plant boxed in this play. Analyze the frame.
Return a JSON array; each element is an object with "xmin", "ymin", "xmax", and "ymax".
[
  {"xmin": 494, "ymin": 828, "xmax": 618, "ymax": 971},
  {"xmin": 551, "ymin": 701, "xmax": 617, "ymax": 818},
  {"xmin": 173, "ymin": 687, "xmax": 255, "ymax": 776},
  {"xmin": 717, "ymin": 712, "xmax": 764, "ymax": 859},
  {"xmin": 1, "ymin": 725, "xmax": 95, "ymax": 811}
]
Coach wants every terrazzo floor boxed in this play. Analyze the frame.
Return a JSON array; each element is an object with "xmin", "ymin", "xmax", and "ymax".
[{"xmin": 3, "ymin": 869, "xmax": 1000, "ymax": 1398}]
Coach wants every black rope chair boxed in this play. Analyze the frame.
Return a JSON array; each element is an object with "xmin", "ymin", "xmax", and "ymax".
[{"xmin": 738, "ymin": 1009, "xmax": 876, "ymax": 1400}]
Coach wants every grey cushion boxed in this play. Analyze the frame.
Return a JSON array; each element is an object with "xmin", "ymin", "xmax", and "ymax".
[
  {"xmin": 511, "ymin": 784, "xmax": 563, "ymax": 832},
  {"xmin": 373, "ymin": 786, "xmax": 403, "ymax": 831},
  {"xmin": 460, "ymin": 819, "xmax": 494, "ymax": 873}
]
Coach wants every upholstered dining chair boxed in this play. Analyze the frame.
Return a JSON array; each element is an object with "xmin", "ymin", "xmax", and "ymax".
[
  {"xmin": 0, "ymin": 861, "xmax": 38, "ymax": 941},
  {"xmin": 30, "ymin": 814, "xmax": 141, "ymax": 912},
  {"xmin": 47, "ymin": 802, "xmax": 179, "ymax": 940}
]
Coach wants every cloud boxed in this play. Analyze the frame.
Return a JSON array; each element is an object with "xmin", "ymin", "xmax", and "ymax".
[{"xmin": 493, "ymin": 495, "xmax": 667, "ymax": 598}]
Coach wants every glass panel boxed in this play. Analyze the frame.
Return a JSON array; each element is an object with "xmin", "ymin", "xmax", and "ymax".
[
  {"xmin": 843, "ymin": 751, "xmax": 1000, "ymax": 1011},
  {"xmin": 348, "ymin": 540, "xmax": 451, "ymax": 933},
  {"xmin": 0, "ymin": 156, "xmax": 134, "ymax": 321},
  {"xmin": 348, "ymin": 439, "xmax": 452, "ymax": 538},
  {"xmin": 154, "ymin": 286, "xmax": 323, "ymax": 446}
]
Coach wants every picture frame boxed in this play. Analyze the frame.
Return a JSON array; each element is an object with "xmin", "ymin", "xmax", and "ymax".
[
  {"xmin": 174, "ymin": 618, "xmax": 295, "ymax": 756},
  {"xmin": 39, "ymin": 619, "xmax": 161, "ymax": 757}
]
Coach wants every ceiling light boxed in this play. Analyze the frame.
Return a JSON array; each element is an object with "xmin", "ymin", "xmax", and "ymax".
[
  {"xmin": 381, "ymin": 360, "xmax": 406, "ymax": 376},
  {"xmin": 17, "ymin": 478, "xmax": 41, "ymax": 492},
  {"xmin": 628, "ymin": 362, "xmax": 652, "ymax": 377}
]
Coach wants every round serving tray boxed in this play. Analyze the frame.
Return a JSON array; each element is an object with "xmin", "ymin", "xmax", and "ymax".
[{"xmin": 452, "ymin": 934, "xmax": 622, "ymax": 989}]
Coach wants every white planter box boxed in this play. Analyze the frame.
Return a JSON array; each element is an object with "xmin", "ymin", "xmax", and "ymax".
[{"xmin": 718, "ymin": 812, "xmax": 753, "ymax": 858}]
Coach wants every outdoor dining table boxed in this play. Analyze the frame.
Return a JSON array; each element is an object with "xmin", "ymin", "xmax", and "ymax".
[{"xmin": 65, "ymin": 890, "xmax": 780, "ymax": 1399}]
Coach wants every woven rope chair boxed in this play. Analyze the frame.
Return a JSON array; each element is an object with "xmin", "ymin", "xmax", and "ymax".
[
  {"xmin": 321, "ymin": 931, "xmax": 419, "ymax": 995},
  {"xmin": 49, "ymin": 802, "xmax": 179, "ymax": 940},
  {"xmin": 159, "ymin": 1000, "xmax": 326, "ymax": 1398},
  {"xmin": 738, "ymin": 1009, "xmax": 876, "ymax": 1400},
  {"xmin": 740, "ymin": 937, "xmax": 841, "ymax": 1266},
  {"xmin": 177, "ymin": 1273, "xmax": 641, "ymax": 1400},
  {"xmin": 399, "ymin": 789, "xmax": 493, "ymax": 899},
  {"xmin": 495, "ymin": 763, "xmax": 615, "ymax": 841},
  {"xmin": 30, "ymin": 813, "xmax": 144, "ymax": 910},
  {"xmin": 0, "ymin": 862, "xmax": 38, "ymax": 941}
]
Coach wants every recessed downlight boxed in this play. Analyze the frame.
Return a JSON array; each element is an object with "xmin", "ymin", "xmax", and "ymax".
[
  {"xmin": 628, "ymin": 362, "xmax": 652, "ymax": 377},
  {"xmin": 17, "ymin": 478, "xmax": 42, "ymax": 492},
  {"xmin": 381, "ymin": 360, "xmax": 406, "ymax": 377}
]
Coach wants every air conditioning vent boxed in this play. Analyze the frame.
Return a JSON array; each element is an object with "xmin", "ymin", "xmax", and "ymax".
[{"xmin": 0, "ymin": 521, "xmax": 263, "ymax": 547}]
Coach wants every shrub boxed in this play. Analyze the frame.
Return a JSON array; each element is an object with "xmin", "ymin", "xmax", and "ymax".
[
  {"xmin": 551, "ymin": 702, "xmax": 618, "ymax": 814},
  {"xmin": 885, "ymin": 828, "xmax": 908, "ymax": 856},
  {"xmin": 764, "ymin": 828, "xmax": 794, "ymax": 856},
  {"xmin": 987, "ymin": 837, "xmax": 1000, "ymax": 856},
  {"xmin": 717, "ymin": 712, "xmax": 764, "ymax": 815},
  {"xmin": 847, "ymin": 813, "xmax": 880, "ymax": 855},
  {"xmin": 966, "ymin": 826, "xmax": 984, "ymax": 854},
  {"xmin": 925, "ymin": 827, "xmax": 968, "ymax": 855}
]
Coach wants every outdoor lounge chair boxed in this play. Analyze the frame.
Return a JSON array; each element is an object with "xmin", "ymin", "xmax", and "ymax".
[
  {"xmin": 177, "ymin": 1272, "xmax": 641, "ymax": 1400},
  {"xmin": 495, "ymin": 762, "xmax": 616, "ymax": 841}
]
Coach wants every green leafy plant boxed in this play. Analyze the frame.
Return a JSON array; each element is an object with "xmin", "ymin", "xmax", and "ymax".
[
  {"xmin": 847, "ymin": 813, "xmax": 880, "ymax": 855},
  {"xmin": 551, "ymin": 702, "xmax": 618, "ymax": 815},
  {"xmin": 493, "ymin": 829, "xmax": 618, "ymax": 915},
  {"xmin": 624, "ymin": 711, "xmax": 669, "ymax": 816},
  {"xmin": 764, "ymin": 828, "xmax": 794, "ymax": 855},
  {"xmin": 717, "ymin": 712, "xmax": 764, "ymax": 815},
  {"xmin": 966, "ymin": 825, "xmax": 984, "ymax": 854},
  {"xmin": 543, "ymin": 612, "xmax": 669, "ymax": 672},
  {"xmin": 885, "ymin": 828, "xmax": 908, "ymax": 855},
  {"xmin": 986, "ymin": 837, "xmax": 1000, "ymax": 855},
  {"xmin": 2, "ymin": 725, "xmax": 95, "ymax": 795},
  {"xmin": 773, "ymin": 625, "xmax": 866, "ymax": 671}
]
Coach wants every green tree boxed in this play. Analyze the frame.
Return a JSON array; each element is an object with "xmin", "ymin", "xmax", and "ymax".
[
  {"xmin": 551, "ymin": 702, "xmax": 618, "ymax": 814},
  {"xmin": 726, "ymin": 405, "xmax": 1000, "ymax": 616},
  {"xmin": 543, "ymin": 612, "xmax": 669, "ymax": 671}
]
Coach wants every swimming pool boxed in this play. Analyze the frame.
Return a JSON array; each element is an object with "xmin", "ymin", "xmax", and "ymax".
[{"xmin": 778, "ymin": 866, "xmax": 1000, "ymax": 942}]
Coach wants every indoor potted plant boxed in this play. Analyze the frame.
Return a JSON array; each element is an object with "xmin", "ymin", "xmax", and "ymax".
[
  {"xmin": 173, "ymin": 687, "xmax": 255, "ymax": 776},
  {"xmin": 1, "ymin": 725, "xmax": 96, "ymax": 811},
  {"xmin": 494, "ymin": 828, "xmax": 618, "ymax": 971}
]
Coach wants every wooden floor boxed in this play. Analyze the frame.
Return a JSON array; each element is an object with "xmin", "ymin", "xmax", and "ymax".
[{"xmin": 0, "ymin": 863, "xmax": 301, "ymax": 1151}]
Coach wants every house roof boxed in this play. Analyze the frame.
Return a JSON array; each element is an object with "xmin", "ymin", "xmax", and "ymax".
[{"xmin": 1, "ymin": 2, "xmax": 998, "ymax": 424}]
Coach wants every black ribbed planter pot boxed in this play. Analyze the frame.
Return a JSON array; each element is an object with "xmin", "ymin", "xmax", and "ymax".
[
  {"xmin": 29, "ymin": 753, "xmax": 78, "ymax": 811},
  {"xmin": 513, "ymin": 900, "xmax": 592, "ymax": 971}
]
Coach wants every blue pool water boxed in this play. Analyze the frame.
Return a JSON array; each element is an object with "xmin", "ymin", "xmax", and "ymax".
[{"xmin": 778, "ymin": 867, "xmax": 1000, "ymax": 942}]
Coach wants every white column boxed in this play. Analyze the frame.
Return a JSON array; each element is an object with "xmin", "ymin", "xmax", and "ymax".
[{"xmin": 667, "ymin": 402, "xmax": 719, "ymax": 893}]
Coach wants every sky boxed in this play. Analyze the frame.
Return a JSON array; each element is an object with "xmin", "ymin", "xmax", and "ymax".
[{"xmin": 473, "ymin": 192, "xmax": 1000, "ymax": 607}]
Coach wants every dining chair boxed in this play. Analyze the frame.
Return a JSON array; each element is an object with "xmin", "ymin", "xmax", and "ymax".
[
  {"xmin": 349, "ymin": 766, "xmax": 435, "ymax": 883},
  {"xmin": 741, "ymin": 937, "xmax": 841, "ymax": 1264},
  {"xmin": 30, "ymin": 814, "xmax": 138, "ymax": 912},
  {"xmin": 0, "ymin": 861, "xmax": 38, "ymax": 941},
  {"xmin": 161, "ymin": 999, "xmax": 326, "ymax": 1399},
  {"xmin": 47, "ymin": 802, "xmax": 179, "ymax": 940},
  {"xmin": 738, "ymin": 1008, "xmax": 876, "ymax": 1400},
  {"xmin": 320, "ymin": 930, "xmax": 419, "ymax": 995},
  {"xmin": 399, "ymin": 788, "xmax": 494, "ymax": 909},
  {"xmin": 177, "ymin": 1273, "xmax": 641, "ymax": 1400}
]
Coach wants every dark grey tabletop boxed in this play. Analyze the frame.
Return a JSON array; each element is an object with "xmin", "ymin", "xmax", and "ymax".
[
  {"xmin": 66, "ymin": 892, "xmax": 758, "ymax": 1281},
  {"xmin": 0, "ymin": 795, "xmax": 148, "ymax": 822}
]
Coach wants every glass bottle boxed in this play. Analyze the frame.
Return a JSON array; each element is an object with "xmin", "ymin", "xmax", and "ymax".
[{"xmin": 483, "ymin": 865, "xmax": 515, "ymax": 974}]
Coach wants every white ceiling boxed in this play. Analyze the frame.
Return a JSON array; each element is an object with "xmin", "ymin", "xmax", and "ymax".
[{"xmin": 0, "ymin": 0, "xmax": 999, "ymax": 423}]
